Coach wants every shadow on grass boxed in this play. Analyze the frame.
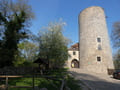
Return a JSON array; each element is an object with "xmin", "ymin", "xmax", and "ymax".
[{"xmin": 0, "ymin": 68, "xmax": 82, "ymax": 90}]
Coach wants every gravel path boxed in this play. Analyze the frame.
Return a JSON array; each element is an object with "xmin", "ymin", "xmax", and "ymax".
[{"xmin": 69, "ymin": 68, "xmax": 120, "ymax": 90}]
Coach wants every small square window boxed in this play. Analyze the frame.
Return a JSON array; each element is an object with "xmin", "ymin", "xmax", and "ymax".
[
  {"xmin": 97, "ymin": 38, "xmax": 101, "ymax": 42},
  {"xmin": 73, "ymin": 52, "xmax": 76, "ymax": 55},
  {"xmin": 97, "ymin": 57, "xmax": 101, "ymax": 61}
]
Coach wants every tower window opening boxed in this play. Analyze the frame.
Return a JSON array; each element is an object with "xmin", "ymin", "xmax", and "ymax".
[
  {"xmin": 98, "ymin": 44, "xmax": 102, "ymax": 50},
  {"xmin": 97, "ymin": 57, "xmax": 101, "ymax": 61},
  {"xmin": 97, "ymin": 38, "xmax": 101, "ymax": 42},
  {"xmin": 73, "ymin": 51, "xmax": 76, "ymax": 55}
]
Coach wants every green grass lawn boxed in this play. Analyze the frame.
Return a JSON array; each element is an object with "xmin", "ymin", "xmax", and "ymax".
[{"xmin": 0, "ymin": 68, "xmax": 81, "ymax": 90}]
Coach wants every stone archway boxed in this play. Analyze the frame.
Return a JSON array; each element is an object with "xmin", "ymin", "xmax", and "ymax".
[{"xmin": 71, "ymin": 59, "xmax": 79, "ymax": 68}]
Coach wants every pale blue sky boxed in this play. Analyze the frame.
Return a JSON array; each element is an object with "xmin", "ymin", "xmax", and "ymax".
[{"xmin": 28, "ymin": 0, "xmax": 120, "ymax": 50}]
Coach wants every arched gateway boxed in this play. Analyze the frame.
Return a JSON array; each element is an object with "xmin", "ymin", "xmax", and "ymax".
[{"xmin": 71, "ymin": 59, "xmax": 79, "ymax": 68}]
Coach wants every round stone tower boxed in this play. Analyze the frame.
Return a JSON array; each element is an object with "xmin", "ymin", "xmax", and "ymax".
[{"xmin": 78, "ymin": 6, "xmax": 114, "ymax": 74}]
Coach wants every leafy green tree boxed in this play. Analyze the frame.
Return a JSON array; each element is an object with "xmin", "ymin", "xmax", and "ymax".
[
  {"xmin": 113, "ymin": 50, "xmax": 120, "ymax": 69},
  {"xmin": 0, "ymin": 0, "xmax": 33, "ymax": 67},
  {"xmin": 18, "ymin": 41, "xmax": 39, "ymax": 61},
  {"xmin": 37, "ymin": 21, "xmax": 70, "ymax": 69},
  {"xmin": 111, "ymin": 22, "xmax": 120, "ymax": 69},
  {"xmin": 13, "ymin": 41, "xmax": 38, "ymax": 67}
]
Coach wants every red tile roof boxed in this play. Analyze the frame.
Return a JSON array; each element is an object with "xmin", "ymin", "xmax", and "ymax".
[
  {"xmin": 71, "ymin": 43, "xmax": 79, "ymax": 48},
  {"xmin": 68, "ymin": 43, "xmax": 79, "ymax": 51}
]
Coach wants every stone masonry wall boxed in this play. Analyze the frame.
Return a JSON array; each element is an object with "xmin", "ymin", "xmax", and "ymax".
[{"xmin": 79, "ymin": 6, "xmax": 114, "ymax": 74}]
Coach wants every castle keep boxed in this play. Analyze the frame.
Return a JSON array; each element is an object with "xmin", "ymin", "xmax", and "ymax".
[{"xmin": 67, "ymin": 6, "xmax": 114, "ymax": 74}]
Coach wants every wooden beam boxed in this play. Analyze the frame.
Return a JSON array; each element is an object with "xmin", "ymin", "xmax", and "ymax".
[{"xmin": 10, "ymin": 86, "xmax": 33, "ymax": 88}]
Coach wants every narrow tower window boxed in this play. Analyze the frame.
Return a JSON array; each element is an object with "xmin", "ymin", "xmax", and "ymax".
[
  {"xmin": 73, "ymin": 51, "xmax": 76, "ymax": 55},
  {"xmin": 98, "ymin": 44, "xmax": 102, "ymax": 50},
  {"xmin": 97, "ymin": 57, "xmax": 101, "ymax": 61},
  {"xmin": 97, "ymin": 38, "xmax": 101, "ymax": 42}
]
